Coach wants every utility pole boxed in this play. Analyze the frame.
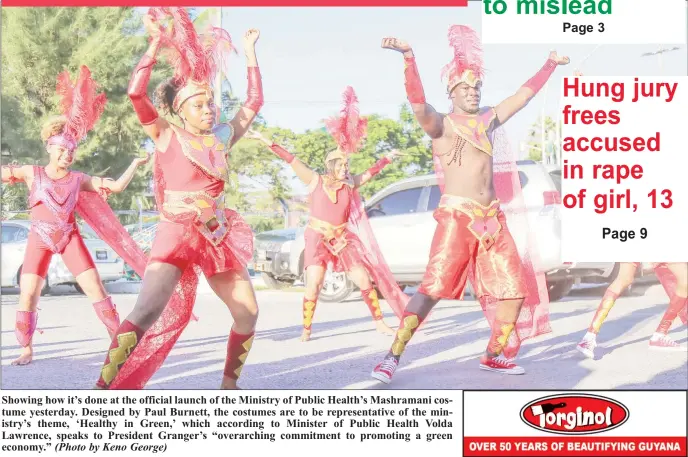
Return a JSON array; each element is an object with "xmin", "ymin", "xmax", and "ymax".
[
  {"xmin": 277, "ymin": 198, "xmax": 290, "ymax": 228},
  {"xmin": 641, "ymin": 45, "xmax": 681, "ymax": 75},
  {"xmin": 214, "ymin": 8, "xmax": 223, "ymax": 114}
]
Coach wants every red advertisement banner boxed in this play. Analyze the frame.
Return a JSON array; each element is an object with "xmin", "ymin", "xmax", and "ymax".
[{"xmin": 464, "ymin": 436, "xmax": 688, "ymax": 457}]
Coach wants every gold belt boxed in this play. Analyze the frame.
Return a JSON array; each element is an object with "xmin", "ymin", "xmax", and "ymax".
[
  {"xmin": 308, "ymin": 217, "xmax": 347, "ymax": 240},
  {"xmin": 439, "ymin": 195, "xmax": 503, "ymax": 251},
  {"xmin": 162, "ymin": 190, "xmax": 229, "ymax": 247},
  {"xmin": 308, "ymin": 217, "xmax": 348, "ymax": 256},
  {"xmin": 438, "ymin": 195, "xmax": 499, "ymax": 213}
]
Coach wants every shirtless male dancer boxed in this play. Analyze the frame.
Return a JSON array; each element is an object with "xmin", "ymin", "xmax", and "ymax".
[{"xmin": 371, "ymin": 26, "xmax": 566, "ymax": 383}]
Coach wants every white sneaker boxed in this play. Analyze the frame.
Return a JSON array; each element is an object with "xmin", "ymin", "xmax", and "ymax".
[
  {"xmin": 371, "ymin": 357, "xmax": 398, "ymax": 384},
  {"xmin": 479, "ymin": 354, "xmax": 526, "ymax": 375},
  {"xmin": 649, "ymin": 333, "xmax": 685, "ymax": 352},
  {"xmin": 576, "ymin": 334, "xmax": 597, "ymax": 359}
]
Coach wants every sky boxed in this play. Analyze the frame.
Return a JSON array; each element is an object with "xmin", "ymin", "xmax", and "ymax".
[{"xmin": 217, "ymin": 4, "xmax": 686, "ymax": 156}]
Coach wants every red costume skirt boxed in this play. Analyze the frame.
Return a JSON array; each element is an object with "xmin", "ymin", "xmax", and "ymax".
[
  {"xmin": 304, "ymin": 219, "xmax": 366, "ymax": 273},
  {"xmin": 23, "ymin": 229, "xmax": 94, "ymax": 279},
  {"xmin": 419, "ymin": 195, "xmax": 528, "ymax": 301},
  {"xmin": 149, "ymin": 209, "xmax": 253, "ymax": 278}
]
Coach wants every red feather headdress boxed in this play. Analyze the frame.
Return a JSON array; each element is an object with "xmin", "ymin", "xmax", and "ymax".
[
  {"xmin": 324, "ymin": 86, "xmax": 368, "ymax": 163},
  {"xmin": 148, "ymin": 7, "xmax": 236, "ymax": 112},
  {"xmin": 48, "ymin": 65, "xmax": 107, "ymax": 152},
  {"xmin": 441, "ymin": 25, "xmax": 485, "ymax": 94}
]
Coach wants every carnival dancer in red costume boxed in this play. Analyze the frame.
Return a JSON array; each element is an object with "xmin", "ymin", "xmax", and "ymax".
[
  {"xmin": 246, "ymin": 87, "xmax": 407, "ymax": 341},
  {"xmin": 1, "ymin": 66, "xmax": 149, "ymax": 366},
  {"xmin": 577, "ymin": 262, "xmax": 688, "ymax": 357},
  {"xmin": 371, "ymin": 26, "xmax": 563, "ymax": 383},
  {"xmin": 94, "ymin": 9, "xmax": 263, "ymax": 390}
]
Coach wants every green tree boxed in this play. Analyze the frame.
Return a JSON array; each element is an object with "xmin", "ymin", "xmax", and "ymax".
[
  {"xmin": 243, "ymin": 103, "xmax": 434, "ymax": 201},
  {"xmin": 352, "ymin": 105, "xmax": 434, "ymax": 199},
  {"xmin": 1, "ymin": 8, "xmax": 158, "ymax": 211},
  {"xmin": 524, "ymin": 115, "xmax": 559, "ymax": 162},
  {"xmin": 229, "ymin": 125, "xmax": 295, "ymax": 205},
  {"xmin": 0, "ymin": 183, "xmax": 27, "ymax": 219}
]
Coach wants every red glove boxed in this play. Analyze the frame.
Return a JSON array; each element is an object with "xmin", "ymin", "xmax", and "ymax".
[
  {"xmin": 128, "ymin": 54, "xmax": 159, "ymax": 125},
  {"xmin": 270, "ymin": 144, "xmax": 295, "ymax": 164},
  {"xmin": 366, "ymin": 156, "xmax": 392, "ymax": 178},
  {"xmin": 403, "ymin": 56, "xmax": 426, "ymax": 104},
  {"xmin": 244, "ymin": 67, "xmax": 264, "ymax": 113},
  {"xmin": 523, "ymin": 58, "xmax": 557, "ymax": 94}
]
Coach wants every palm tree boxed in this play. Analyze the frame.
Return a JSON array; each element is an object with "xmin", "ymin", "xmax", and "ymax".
[{"xmin": 524, "ymin": 116, "xmax": 559, "ymax": 162}]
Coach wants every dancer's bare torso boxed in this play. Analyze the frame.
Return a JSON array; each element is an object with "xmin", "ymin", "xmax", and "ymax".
[{"xmin": 433, "ymin": 109, "xmax": 497, "ymax": 206}]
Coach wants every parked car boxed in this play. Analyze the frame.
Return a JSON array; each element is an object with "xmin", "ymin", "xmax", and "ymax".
[
  {"xmin": 254, "ymin": 227, "xmax": 306, "ymax": 289},
  {"xmin": 121, "ymin": 223, "xmax": 159, "ymax": 281},
  {"xmin": 1, "ymin": 220, "xmax": 124, "ymax": 294},
  {"xmin": 124, "ymin": 221, "xmax": 158, "ymax": 236},
  {"xmin": 254, "ymin": 161, "xmax": 615, "ymax": 302}
]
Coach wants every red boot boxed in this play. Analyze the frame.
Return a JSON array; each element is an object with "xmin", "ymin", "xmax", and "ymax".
[
  {"xmin": 15, "ymin": 310, "xmax": 38, "ymax": 347},
  {"xmin": 301, "ymin": 296, "xmax": 317, "ymax": 341},
  {"xmin": 223, "ymin": 329, "xmax": 255, "ymax": 386},
  {"xmin": 95, "ymin": 320, "xmax": 145, "ymax": 389}
]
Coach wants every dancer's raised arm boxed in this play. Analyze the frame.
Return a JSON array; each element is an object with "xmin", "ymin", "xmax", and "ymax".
[
  {"xmin": 382, "ymin": 37, "xmax": 444, "ymax": 139},
  {"xmin": 82, "ymin": 155, "xmax": 150, "ymax": 199},
  {"xmin": 353, "ymin": 150, "xmax": 400, "ymax": 188},
  {"xmin": 128, "ymin": 14, "xmax": 170, "ymax": 144},
  {"xmin": 493, "ymin": 51, "xmax": 569, "ymax": 126},
  {"xmin": 245, "ymin": 130, "xmax": 317, "ymax": 188},
  {"xmin": 228, "ymin": 30, "xmax": 264, "ymax": 147},
  {"xmin": 1, "ymin": 164, "xmax": 32, "ymax": 185}
]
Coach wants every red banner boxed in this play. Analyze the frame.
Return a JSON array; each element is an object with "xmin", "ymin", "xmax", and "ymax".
[
  {"xmin": 464, "ymin": 437, "xmax": 687, "ymax": 457},
  {"xmin": 2, "ymin": 0, "xmax": 467, "ymax": 6}
]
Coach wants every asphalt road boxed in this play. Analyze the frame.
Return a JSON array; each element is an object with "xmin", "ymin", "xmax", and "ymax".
[{"xmin": 1, "ymin": 281, "xmax": 686, "ymax": 390}]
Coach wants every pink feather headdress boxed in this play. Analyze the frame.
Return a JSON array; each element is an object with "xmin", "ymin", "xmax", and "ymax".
[
  {"xmin": 47, "ymin": 65, "xmax": 107, "ymax": 152},
  {"xmin": 441, "ymin": 25, "xmax": 485, "ymax": 94},
  {"xmin": 324, "ymin": 86, "xmax": 368, "ymax": 163},
  {"xmin": 148, "ymin": 7, "xmax": 236, "ymax": 112}
]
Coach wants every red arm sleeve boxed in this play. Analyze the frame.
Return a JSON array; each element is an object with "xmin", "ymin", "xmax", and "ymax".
[
  {"xmin": 403, "ymin": 56, "xmax": 427, "ymax": 104},
  {"xmin": 243, "ymin": 67, "xmax": 264, "ymax": 113},
  {"xmin": 522, "ymin": 59, "xmax": 557, "ymax": 94},
  {"xmin": 269, "ymin": 144, "xmax": 295, "ymax": 164},
  {"xmin": 127, "ymin": 54, "xmax": 159, "ymax": 125}
]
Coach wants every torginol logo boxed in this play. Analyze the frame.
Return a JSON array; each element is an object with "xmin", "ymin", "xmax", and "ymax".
[{"xmin": 520, "ymin": 393, "xmax": 629, "ymax": 435}]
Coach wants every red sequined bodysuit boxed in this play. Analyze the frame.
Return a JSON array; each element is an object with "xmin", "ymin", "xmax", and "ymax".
[{"xmin": 22, "ymin": 167, "xmax": 94, "ymax": 278}]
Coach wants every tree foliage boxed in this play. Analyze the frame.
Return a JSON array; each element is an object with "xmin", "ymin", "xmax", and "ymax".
[
  {"xmin": 351, "ymin": 105, "xmax": 434, "ymax": 199},
  {"xmin": 240, "ymin": 103, "xmax": 434, "ymax": 203},
  {"xmin": 525, "ymin": 115, "xmax": 559, "ymax": 162},
  {"xmin": 1, "ymin": 7, "xmax": 157, "ymax": 210}
]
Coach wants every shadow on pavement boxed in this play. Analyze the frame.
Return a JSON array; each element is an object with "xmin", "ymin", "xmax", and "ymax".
[
  {"xmin": 614, "ymin": 364, "xmax": 688, "ymax": 390},
  {"xmin": 2, "ymin": 281, "xmax": 685, "ymax": 391}
]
